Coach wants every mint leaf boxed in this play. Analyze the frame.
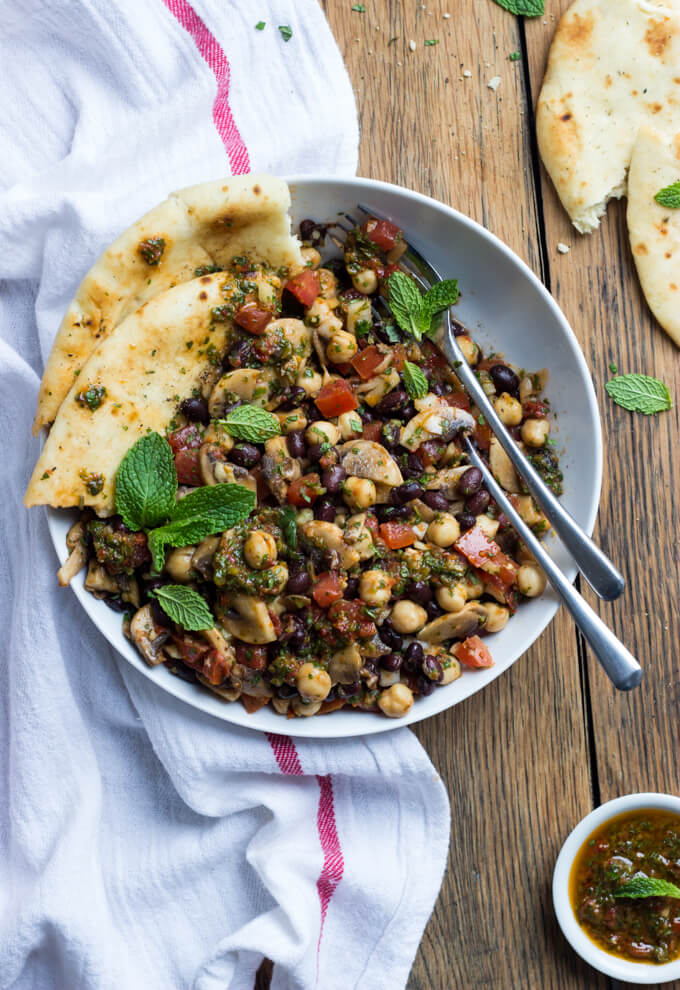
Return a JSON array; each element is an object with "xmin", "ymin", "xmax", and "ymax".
[
  {"xmin": 614, "ymin": 875, "xmax": 680, "ymax": 900},
  {"xmin": 149, "ymin": 585, "xmax": 213, "ymax": 631},
  {"xmin": 402, "ymin": 360, "xmax": 429, "ymax": 399},
  {"xmin": 654, "ymin": 181, "xmax": 680, "ymax": 209},
  {"xmin": 115, "ymin": 432, "xmax": 177, "ymax": 531},
  {"xmin": 278, "ymin": 25, "xmax": 292, "ymax": 41},
  {"xmin": 279, "ymin": 505, "xmax": 297, "ymax": 550},
  {"xmin": 149, "ymin": 484, "xmax": 255, "ymax": 570},
  {"xmin": 605, "ymin": 374, "xmax": 672, "ymax": 415},
  {"xmin": 492, "ymin": 0, "xmax": 544, "ymax": 14},
  {"xmin": 388, "ymin": 271, "xmax": 427, "ymax": 340},
  {"xmin": 423, "ymin": 279, "xmax": 460, "ymax": 318},
  {"xmin": 220, "ymin": 404, "xmax": 281, "ymax": 443}
]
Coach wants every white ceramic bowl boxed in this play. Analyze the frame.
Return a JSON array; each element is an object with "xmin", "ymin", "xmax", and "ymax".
[
  {"xmin": 46, "ymin": 175, "xmax": 602, "ymax": 737},
  {"xmin": 553, "ymin": 793, "xmax": 680, "ymax": 983}
]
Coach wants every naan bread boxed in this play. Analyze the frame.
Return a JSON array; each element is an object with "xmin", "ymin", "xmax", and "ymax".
[
  {"xmin": 25, "ymin": 273, "xmax": 231, "ymax": 514},
  {"xmin": 627, "ymin": 126, "xmax": 680, "ymax": 344},
  {"xmin": 34, "ymin": 174, "xmax": 301, "ymax": 433},
  {"xmin": 537, "ymin": 0, "xmax": 680, "ymax": 234}
]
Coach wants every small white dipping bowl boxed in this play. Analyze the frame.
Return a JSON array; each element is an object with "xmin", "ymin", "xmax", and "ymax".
[{"xmin": 553, "ymin": 793, "xmax": 680, "ymax": 984}]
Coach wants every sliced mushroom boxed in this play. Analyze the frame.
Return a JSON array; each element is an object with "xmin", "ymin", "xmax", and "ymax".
[
  {"xmin": 328, "ymin": 644, "xmax": 363, "ymax": 684},
  {"xmin": 401, "ymin": 401, "xmax": 475, "ymax": 452},
  {"xmin": 197, "ymin": 674, "xmax": 241, "ymax": 701},
  {"xmin": 425, "ymin": 465, "xmax": 470, "ymax": 500},
  {"xmin": 130, "ymin": 604, "xmax": 171, "ymax": 666},
  {"xmin": 84, "ymin": 560, "xmax": 119, "ymax": 595},
  {"xmin": 343, "ymin": 512, "xmax": 375, "ymax": 561},
  {"xmin": 165, "ymin": 546, "xmax": 196, "ymax": 583},
  {"xmin": 489, "ymin": 437, "xmax": 521, "ymax": 494},
  {"xmin": 261, "ymin": 435, "xmax": 301, "ymax": 503},
  {"xmin": 353, "ymin": 366, "xmax": 401, "ymax": 407},
  {"xmin": 262, "ymin": 318, "xmax": 312, "ymax": 381},
  {"xmin": 191, "ymin": 536, "xmax": 220, "ymax": 579},
  {"xmin": 208, "ymin": 367, "xmax": 276, "ymax": 416},
  {"xmin": 302, "ymin": 520, "xmax": 360, "ymax": 570},
  {"xmin": 419, "ymin": 601, "xmax": 488, "ymax": 644},
  {"xmin": 117, "ymin": 574, "xmax": 140, "ymax": 608},
  {"xmin": 57, "ymin": 519, "xmax": 89, "ymax": 586},
  {"xmin": 340, "ymin": 440, "xmax": 403, "ymax": 487},
  {"xmin": 220, "ymin": 594, "xmax": 277, "ymax": 644},
  {"xmin": 237, "ymin": 664, "xmax": 274, "ymax": 698}
]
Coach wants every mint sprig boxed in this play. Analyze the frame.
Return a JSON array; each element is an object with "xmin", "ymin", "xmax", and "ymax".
[
  {"xmin": 605, "ymin": 374, "xmax": 672, "ymax": 415},
  {"xmin": 402, "ymin": 360, "xmax": 429, "ymax": 399},
  {"xmin": 614, "ymin": 875, "xmax": 680, "ymax": 900},
  {"xmin": 492, "ymin": 0, "xmax": 544, "ymax": 15},
  {"xmin": 654, "ymin": 181, "xmax": 680, "ymax": 210},
  {"xmin": 115, "ymin": 432, "xmax": 177, "ymax": 530},
  {"xmin": 149, "ymin": 585, "xmax": 214, "ymax": 631},
  {"xmin": 220, "ymin": 404, "xmax": 281, "ymax": 443},
  {"xmin": 387, "ymin": 271, "xmax": 460, "ymax": 341},
  {"xmin": 279, "ymin": 505, "xmax": 297, "ymax": 550}
]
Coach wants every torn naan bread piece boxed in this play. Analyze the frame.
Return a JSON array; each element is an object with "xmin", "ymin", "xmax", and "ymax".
[
  {"xmin": 627, "ymin": 126, "xmax": 680, "ymax": 345},
  {"xmin": 25, "ymin": 274, "xmax": 233, "ymax": 514},
  {"xmin": 537, "ymin": 0, "xmax": 680, "ymax": 234},
  {"xmin": 34, "ymin": 174, "xmax": 301, "ymax": 433}
]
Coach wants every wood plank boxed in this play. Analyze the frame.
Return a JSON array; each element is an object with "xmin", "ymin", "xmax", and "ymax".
[
  {"xmin": 524, "ymin": 5, "xmax": 680, "ymax": 989},
  {"xmin": 322, "ymin": 2, "xmax": 602, "ymax": 987}
]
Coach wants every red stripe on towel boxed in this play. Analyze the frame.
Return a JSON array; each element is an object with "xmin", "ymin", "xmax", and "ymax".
[{"xmin": 162, "ymin": 0, "xmax": 250, "ymax": 174}]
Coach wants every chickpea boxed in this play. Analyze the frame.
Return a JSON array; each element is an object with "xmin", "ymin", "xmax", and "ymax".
[
  {"xmin": 165, "ymin": 546, "xmax": 196, "ymax": 583},
  {"xmin": 427, "ymin": 512, "xmax": 461, "ymax": 548},
  {"xmin": 494, "ymin": 391, "xmax": 523, "ymax": 426},
  {"xmin": 296, "ymin": 508, "xmax": 314, "ymax": 525},
  {"xmin": 390, "ymin": 599, "xmax": 428, "ymax": 634},
  {"xmin": 351, "ymin": 268, "xmax": 379, "ymax": 295},
  {"xmin": 461, "ymin": 572, "xmax": 484, "ymax": 600},
  {"xmin": 343, "ymin": 476, "xmax": 377, "ymax": 510},
  {"xmin": 306, "ymin": 419, "xmax": 340, "ymax": 447},
  {"xmin": 337, "ymin": 409, "xmax": 363, "ymax": 440},
  {"xmin": 378, "ymin": 682, "xmax": 414, "ymax": 718},
  {"xmin": 278, "ymin": 407, "xmax": 307, "ymax": 434},
  {"xmin": 318, "ymin": 268, "xmax": 339, "ymax": 300},
  {"xmin": 436, "ymin": 583, "xmax": 467, "ymax": 613},
  {"xmin": 521, "ymin": 418, "xmax": 551, "ymax": 447},
  {"xmin": 296, "ymin": 662, "xmax": 332, "ymax": 702},
  {"xmin": 359, "ymin": 569, "xmax": 394, "ymax": 606},
  {"xmin": 326, "ymin": 330, "xmax": 358, "ymax": 365},
  {"xmin": 261, "ymin": 562, "xmax": 289, "ymax": 595},
  {"xmin": 440, "ymin": 657, "xmax": 462, "ymax": 685},
  {"xmin": 296, "ymin": 367, "xmax": 324, "ymax": 398},
  {"xmin": 517, "ymin": 563, "xmax": 547, "ymax": 598},
  {"xmin": 291, "ymin": 697, "xmax": 323, "ymax": 717},
  {"xmin": 244, "ymin": 530, "xmax": 277, "ymax": 570},
  {"xmin": 272, "ymin": 697, "xmax": 291, "ymax": 715},
  {"xmin": 475, "ymin": 514, "xmax": 499, "ymax": 539},
  {"xmin": 300, "ymin": 246, "xmax": 322, "ymax": 269},
  {"xmin": 482, "ymin": 603, "xmax": 510, "ymax": 633},
  {"xmin": 458, "ymin": 335, "xmax": 479, "ymax": 366}
]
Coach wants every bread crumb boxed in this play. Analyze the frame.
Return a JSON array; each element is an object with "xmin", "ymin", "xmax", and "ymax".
[
  {"xmin": 443, "ymin": 11, "xmax": 451, "ymax": 17},
  {"xmin": 463, "ymin": 69, "xmax": 472, "ymax": 77},
  {"xmin": 487, "ymin": 76, "xmax": 501, "ymax": 91},
  {"xmin": 409, "ymin": 39, "xmax": 417, "ymax": 51},
  {"xmin": 557, "ymin": 242, "xmax": 570, "ymax": 254}
]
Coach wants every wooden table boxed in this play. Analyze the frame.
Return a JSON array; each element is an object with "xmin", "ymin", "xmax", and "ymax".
[{"xmin": 258, "ymin": 2, "xmax": 680, "ymax": 987}]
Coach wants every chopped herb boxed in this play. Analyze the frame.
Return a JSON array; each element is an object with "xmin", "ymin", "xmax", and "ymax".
[
  {"xmin": 425, "ymin": 39, "xmax": 439, "ymax": 46},
  {"xmin": 509, "ymin": 50, "xmax": 521, "ymax": 60},
  {"xmin": 138, "ymin": 237, "xmax": 165, "ymax": 266},
  {"xmin": 351, "ymin": 3, "xmax": 366, "ymax": 9},
  {"xmin": 255, "ymin": 20, "xmax": 266, "ymax": 30},
  {"xmin": 609, "ymin": 361, "xmax": 618, "ymax": 374},
  {"xmin": 278, "ymin": 25, "xmax": 292, "ymax": 41},
  {"xmin": 79, "ymin": 469, "xmax": 105, "ymax": 496},
  {"xmin": 75, "ymin": 384, "xmax": 107, "ymax": 411}
]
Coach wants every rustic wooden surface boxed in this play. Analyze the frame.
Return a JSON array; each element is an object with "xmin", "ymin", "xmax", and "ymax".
[{"xmin": 258, "ymin": 1, "xmax": 680, "ymax": 987}]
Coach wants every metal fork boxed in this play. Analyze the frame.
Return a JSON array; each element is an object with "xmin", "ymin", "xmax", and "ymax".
[{"xmin": 356, "ymin": 204, "xmax": 625, "ymax": 603}]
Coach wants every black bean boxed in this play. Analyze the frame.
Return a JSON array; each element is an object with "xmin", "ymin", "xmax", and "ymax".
[
  {"xmin": 306, "ymin": 442, "xmax": 325, "ymax": 463},
  {"xmin": 230, "ymin": 443, "xmax": 261, "ymax": 468},
  {"xmin": 451, "ymin": 319, "xmax": 467, "ymax": 338},
  {"xmin": 169, "ymin": 662, "xmax": 198, "ymax": 684},
  {"xmin": 337, "ymin": 681, "xmax": 362, "ymax": 699},
  {"xmin": 150, "ymin": 597, "xmax": 171, "ymax": 627},
  {"xmin": 457, "ymin": 467, "xmax": 483, "ymax": 497},
  {"xmin": 280, "ymin": 614, "xmax": 306, "ymax": 651},
  {"xmin": 490, "ymin": 364, "xmax": 520, "ymax": 397},
  {"xmin": 287, "ymin": 430, "xmax": 306, "ymax": 459},
  {"xmin": 180, "ymin": 396, "xmax": 210, "ymax": 425},
  {"xmin": 403, "ymin": 581, "xmax": 432, "ymax": 606},
  {"xmin": 380, "ymin": 652, "xmax": 402, "ymax": 672},
  {"xmin": 457, "ymin": 509, "xmax": 476, "ymax": 532},
  {"xmin": 402, "ymin": 451, "xmax": 424, "ymax": 479},
  {"xmin": 496, "ymin": 529, "xmax": 518, "ymax": 555},
  {"xmin": 397, "ymin": 402, "xmax": 416, "ymax": 422},
  {"xmin": 376, "ymin": 388, "xmax": 408, "ymax": 416},
  {"xmin": 390, "ymin": 481, "xmax": 423, "ymax": 505},
  {"xmin": 439, "ymin": 421, "xmax": 463, "ymax": 444},
  {"xmin": 360, "ymin": 405, "xmax": 374, "ymax": 423},
  {"xmin": 467, "ymin": 489, "xmax": 490, "ymax": 515},
  {"xmin": 381, "ymin": 421, "xmax": 401, "ymax": 450},
  {"xmin": 104, "ymin": 596, "xmax": 129, "ymax": 613},
  {"xmin": 425, "ymin": 599, "xmax": 442, "ymax": 620},
  {"xmin": 286, "ymin": 568, "xmax": 311, "ymax": 594},
  {"xmin": 377, "ymin": 504, "xmax": 411, "ymax": 522},
  {"xmin": 508, "ymin": 425, "xmax": 521, "ymax": 442},
  {"xmin": 378, "ymin": 620, "xmax": 403, "ymax": 652},
  {"xmin": 315, "ymin": 499, "xmax": 336, "ymax": 522},
  {"xmin": 222, "ymin": 400, "xmax": 243, "ymax": 416},
  {"xmin": 322, "ymin": 465, "xmax": 346, "ymax": 494},
  {"xmin": 416, "ymin": 676, "xmax": 436, "ymax": 697},
  {"xmin": 344, "ymin": 577, "xmax": 359, "ymax": 600},
  {"xmin": 404, "ymin": 642, "xmax": 424, "ymax": 671},
  {"xmin": 277, "ymin": 682, "xmax": 298, "ymax": 699},
  {"xmin": 420, "ymin": 439, "xmax": 445, "ymax": 464},
  {"xmin": 227, "ymin": 339, "xmax": 251, "ymax": 369},
  {"xmin": 279, "ymin": 386, "xmax": 307, "ymax": 411},
  {"xmin": 422, "ymin": 655, "xmax": 444, "ymax": 683},
  {"xmin": 430, "ymin": 380, "xmax": 448, "ymax": 397},
  {"xmin": 422, "ymin": 490, "xmax": 449, "ymax": 512}
]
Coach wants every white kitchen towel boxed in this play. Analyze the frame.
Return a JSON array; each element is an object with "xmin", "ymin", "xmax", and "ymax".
[{"xmin": 0, "ymin": 2, "xmax": 450, "ymax": 989}]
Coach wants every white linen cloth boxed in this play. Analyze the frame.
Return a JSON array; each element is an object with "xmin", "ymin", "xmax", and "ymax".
[{"xmin": 0, "ymin": 2, "xmax": 450, "ymax": 988}]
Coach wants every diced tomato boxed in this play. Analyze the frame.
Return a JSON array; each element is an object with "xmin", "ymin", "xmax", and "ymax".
[
  {"xmin": 473, "ymin": 422, "xmax": 492, "ymax": 451},
  {"xmin": 421, "ymin": 339, "xmax": 449, "ymax": 375},
  {"xmin": 523, "ymin": 400, "xmax": 548, "ymax": 419},
  {"xmin": 455, "ymin": 524, "xmax": 518, "ymax": 587},
  {"xmin": 444, "ymin": 392, "xmax": 471, "ymax": 412},
  {"xmin": 361, "ymin": 421, "xmax": 383, "ymax": 442},
  {"xmin": 286, "ymin": 473, "xmax": 323, "ymax": 507},
  {"xmin": 234, "ymin": 303, "xmax": 272, "ymax": 335},
  {"xmin": 351, "ymin": 344, "xmax": 384, "ymax": 381},
  {"xmin": 379, "ymin": 522, "xmax": 416, "ymax": 549},
  {"xmin": 167, "ymin": 424, "xmax": 202, "ymax": 452},
  {"xmin": 362, "ymin": 217, "xmax": 403, "ymax": 252},
  {"xmin": 171, "ymin": 634, "xmax": 211, "ymax": 667},
  {"xmin": 234, "ymin": 642, "xmax": 268, "ymax": 669},
  {"xmin": 453, "ymin": 635, "xmax": 494, "ymax": 669},
  {"xmin": 334, "ymin": 362, "xmax": 355, "ymax": 377},
  {"xmin": 478, "ymin": 570, "xmax": 519, "ymax": 613},
  {"xmin": 364, "ymin": 512, "xmax": 380, "ymax": 540},
  {"xmin": 313, "ymin": 572, "xmax": 344, "ymax": 608},
  {"xmin": 241, "ymin": 694, "xmax": 270, "ymax": 714},
  {"xmin": 315, "ymin": 379, "xmax": 358, "ymax": 417},
  {"xmin": 328, "ymin": 599, "xmax": 376, "ymax": 639},
  {"xmin": 285, "ymin": 269, "xmax": 320, "ymax": 307},
  {"xmin": 174, "ymin": 448, "xmax": 201, "ymax": 486},
  {"xmin": 201, "ymin": 649, "xmax": 232, "ymax": 685}
]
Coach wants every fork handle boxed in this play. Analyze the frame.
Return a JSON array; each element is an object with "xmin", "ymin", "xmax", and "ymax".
[{"xmin": 441, "ymin": 332, "xmax": 625, "ymax": 602}]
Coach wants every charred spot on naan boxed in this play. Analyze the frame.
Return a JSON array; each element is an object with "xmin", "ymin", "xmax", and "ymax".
[
  {"xmin": 645, "ymin": 18, "xmax": 676, "ymax": 58},
  {"xmin": 558, "ymin": 10, "xmax": 595, "ymax": 48}
]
